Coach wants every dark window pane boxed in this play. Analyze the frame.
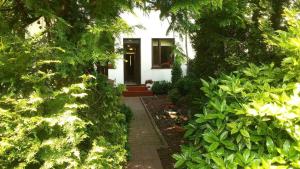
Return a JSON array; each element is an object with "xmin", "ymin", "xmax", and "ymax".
[
  {"xmin": 153, "ymin": 46, "xmax": 159, "ymax": 66},
  {"xmin": 152, "ymin": 39, "xmax": 174, "ymax": 68},
  {"xmin": 160, "ymin": 39, "xmax": 173, "ymax": 67},
  {"xmin": 152, "ymin": 40, "xmax": 159, "ymax": 66},
  {"xmin": 161, "ymin": 46, "xmax": 172, "ymax": 64}
]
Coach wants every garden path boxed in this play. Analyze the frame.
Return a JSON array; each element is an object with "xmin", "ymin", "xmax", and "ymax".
[{"xmin": 124, "ymin": 97, "xmax": 164, "ymax": 169}]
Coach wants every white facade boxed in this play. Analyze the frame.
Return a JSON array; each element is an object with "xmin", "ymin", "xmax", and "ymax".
[
  {"xmin": 109, "ymin": 9, "xmax": 195, "ymax": 85},
  {"xmin": 25, "ymin": 17, "xmax": 46, "ymax": 38}
]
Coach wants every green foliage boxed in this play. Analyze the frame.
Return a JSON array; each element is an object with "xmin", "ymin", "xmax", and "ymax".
[
  {"xmin": 0, "ymin": 0, "xmax": 138, "ymax": 168},
  {"xmin": 188, "ymin": 0, "xmax": 277, "ymax": 79},
  {"xmin": 0, "ymin": 36, "xmax": 130, "ymax": 169},
  {"xmin": 152, "ymin": 0, "xmax": 292, "ymax": 80},
  {"xmin": 174, "ymin": 77, "xmax": 195, "ymax": 96},
  {"xmin": 153, "ymin": 0, "xmax": 223, "ymax": 35},
  {"xmin": 168, "ymin": 88, "xmax": 181, "ymax": 104},
  {"xmin": 151, "ymin": 81, "xmax": 172, "ymax": 95},
  {"xmin": 168, "ymin": 77, "xmax": 203, "ymax": 115},
  {"xmin": 119, "ymin": 104, "xmax": 133, "ymax": 160},
  {"xmin": 171, "ymin": 60, "xmax": 183, "ymax": 85},
  {"xmin": 174, "ymin": 9, "xmax": 300, "ymax": 169},
  {"xmin": 152, "ymin": 0, "xmax": 293, "ymax": 124},
  {"xmin": 120, "ymin": 104, "xmax": 133, "ymax": 124},
  {"xmin": 0, "ymin": 0, "xmax": 134, "ymax": 38}
]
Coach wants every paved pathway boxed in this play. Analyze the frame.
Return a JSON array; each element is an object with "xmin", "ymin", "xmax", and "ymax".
[{"xmin": 124, "ymin": 97, "xmax": 164, "ymax": 169}]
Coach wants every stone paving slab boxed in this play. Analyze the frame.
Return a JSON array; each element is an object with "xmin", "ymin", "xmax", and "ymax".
[{"xmin": 124, "ymin": 97, "xmax": 164, "ymax": 169}]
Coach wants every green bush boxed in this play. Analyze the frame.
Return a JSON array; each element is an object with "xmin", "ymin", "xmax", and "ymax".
[
  {"xmin": 173, "ymin": 10, "xmax": 300, "ymax": 169},
  {"xmin": 169, "ymin": 77, "xmax": 203, "ymax": 113},
  {"xmin": 151, "ymin": 81, "xmax": 172, "ymax": 95},
  {"xmin": 174, "ymin": 77, "xmax": 195, "ymax": 96},
  {"xmin": 0, "ymin": 1, "xmax": 132, "ymax": 167},
  {"xmin": 168, "ymin": 88, "xmax": 181, "ymax": 104},
  {"xmin": 120, "ymin": 104, "xmax": 133, "ymax": 124},
  {"xmin": 119, "ymin": 104, "xmax": 133, "ymax": 160},
  {"xmin": 0, "ymin": 37, "xmax": 130, "ymax": 168},
  {"xmin": 171, "ymin": 61, "xmax": 183, "ymax": 85}
]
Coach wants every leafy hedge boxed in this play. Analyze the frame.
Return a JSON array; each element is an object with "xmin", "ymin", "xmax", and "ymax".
[{"xmin": 173, "ymin": 9, "xmax": 300, "ymax": 169}]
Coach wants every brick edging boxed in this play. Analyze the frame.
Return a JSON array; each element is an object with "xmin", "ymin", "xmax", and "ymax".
[{"xmin": 140, "ymin": 97, "xmax": 168, "ymax": 148}]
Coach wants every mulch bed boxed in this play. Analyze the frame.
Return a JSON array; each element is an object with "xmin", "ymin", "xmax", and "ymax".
[{"xmin": 142, "ymin": 95, "xmax": 189, "ymax": 169}]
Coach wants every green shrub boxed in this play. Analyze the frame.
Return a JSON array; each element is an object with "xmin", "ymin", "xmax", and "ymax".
[
  {"xmin": 173, "ymin": 10, "xmax": 300, "ymax": 169},
  {"xmin": 168, "ymin": 77, "xmax": 196, "ymax": 106},
  {"xmin": 151, "ymin": 81, "xmax": 172, "ymax": 95},
  {"xmin": 119, "ymin": 104, "xmax": 133, "ymax": 160},
  {"xmin": 0, "ymin": 0, "xmax": 133, "ymax": 168},
  {"xmin": 120, "ymin": 104, "xmax": 133, "ymax": 124},
  {"xmin": 171, "ymin": 61, "xmax": 183, "ymax": 85},
  {"xmin": 168, "ymin": 88, "xmax": 181, "ymax": 104},
  {"xmin": 174, "ymin": 77, "xmax": 195, "ymax": 96},
  {"xmin": 169, "ymin": 77, "xmax": 203, "ymax": 113},
  {"xmin": 0, "ymin": 16, "xmax": 131, "ymax": 168}
]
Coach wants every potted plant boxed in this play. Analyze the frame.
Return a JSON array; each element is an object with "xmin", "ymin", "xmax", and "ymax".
[{"xmin": 145, "ymin": 79, "xmax": 153, "ymax": 90}]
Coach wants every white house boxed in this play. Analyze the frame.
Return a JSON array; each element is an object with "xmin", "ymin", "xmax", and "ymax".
[
  {"xmin": 25, "ymin": 9, "xmax": 195, "ymax": 86},
  {"xmin": 109, "ymin": 8, "xmax": 195, "ymax": 85}
]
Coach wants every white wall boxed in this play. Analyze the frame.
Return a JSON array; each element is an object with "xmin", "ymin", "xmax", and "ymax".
[
  {"xmin": 25, "ymin": 17, "xmax": 46, "ymax": 39},
  {"xmin": 109, "ymin": 8, "xmax": 195, "ymax": 84}
]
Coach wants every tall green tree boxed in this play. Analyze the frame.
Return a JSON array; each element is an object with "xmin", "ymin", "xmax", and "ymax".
[
  {"xmin": 150, "ymin": 0, "xmax": 292, "ymax": 79},
  {"xmin": 0, "ymin": 0, "xmax": 138, "ymax": 168}
]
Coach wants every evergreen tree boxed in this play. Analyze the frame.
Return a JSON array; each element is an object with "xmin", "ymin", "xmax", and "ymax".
[{"xmin": 0, "ymin": 0, "xmax": 139, "ymax": 168}]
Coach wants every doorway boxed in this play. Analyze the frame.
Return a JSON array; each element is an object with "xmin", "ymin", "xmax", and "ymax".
[{"xmin": 124, "ymin": 39, "xmax": 141, "ymax": 85}]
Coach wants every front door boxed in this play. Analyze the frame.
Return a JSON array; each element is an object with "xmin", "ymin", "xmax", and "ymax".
[{"xmin": 124, "ymin": 39, "xmax": 141, "ymax": 85}]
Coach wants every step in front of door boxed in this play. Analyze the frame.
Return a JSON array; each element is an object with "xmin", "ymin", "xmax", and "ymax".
[
  {"xmin": 123, "ymin": 85, "xmax": 153, "ymax": 97},
  {"xmin": 123, "ymin": 90, "xmax": 154, "ymax": 97},
  {"xmin": 126, "ymin": 85, "xmax": 148, "ymax": 91}
]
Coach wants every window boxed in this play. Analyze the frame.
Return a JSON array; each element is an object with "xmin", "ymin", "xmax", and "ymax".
[{"xmin": 152, "ymin": 39, "xmax": 174, "ymax": 68}]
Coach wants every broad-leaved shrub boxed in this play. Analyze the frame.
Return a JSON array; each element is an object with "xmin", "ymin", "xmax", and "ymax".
[{"xmin": 173, "ymin": 9, "xmax": 300, "ymax": 169}]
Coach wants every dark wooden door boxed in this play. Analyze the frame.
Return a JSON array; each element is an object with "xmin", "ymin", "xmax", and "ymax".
[
  {"xmin": 124, "ymin": 39, "xmax": 141, "ymax": 85},
  {"xmin": 124, "ymin": 54, "xmax": 135, "ymax": 82}
]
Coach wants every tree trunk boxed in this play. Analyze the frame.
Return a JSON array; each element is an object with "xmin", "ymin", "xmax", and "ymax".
[
  {"xmin": 185, "ymin": 32, "xmax": 189, "ymax": 61},
  {"xmin": 270, "ymin": 0, "xmax": 289, "ymax": 30}
]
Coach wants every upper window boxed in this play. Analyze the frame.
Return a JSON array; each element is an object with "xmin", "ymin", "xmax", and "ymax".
[{"xmin": 152, "ymin": 39, "xmax": 175, "ymax": 68}]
